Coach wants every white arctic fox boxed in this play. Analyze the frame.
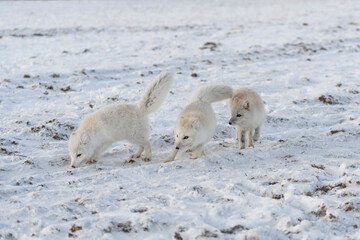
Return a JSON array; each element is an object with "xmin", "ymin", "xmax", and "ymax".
[
  {"xmin": 228, "ymin": 88, "xmax": 266, "ymax": 149},
  {"xmin": 165, "ymin": 85, "xmax": 233, "ymax": 162},
  {"xmin": 69, "ymin": 71, "xmax": 174, "ymax": 168}
]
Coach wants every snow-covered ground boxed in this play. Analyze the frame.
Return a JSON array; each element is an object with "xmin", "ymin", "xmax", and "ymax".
[{"xmin": 1, "ymin": 1, "xmax": 360, "ymax": 239}]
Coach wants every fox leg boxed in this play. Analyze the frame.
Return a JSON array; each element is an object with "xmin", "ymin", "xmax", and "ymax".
[
  {"xmin": 248, "ymin": 130, "xmax": 254, "ymax": 148},
  {"xmin": 129, "ymin": 136, "xmax": 151, "ymax": 161},
  {"xmin": 130, "ymin": 146, "xmax": 144, "ymax": 159},
  {"xmin": 90, "ymin": 143, "xmax": 111, "ymax": 163},
  {"xmin": 142, "ymin": 141, "xmax": 152, "ymax": 162},
  {"xmin": 190, "ymin": 145, "xmax": 204, "ymax": 159},
  {"xmin": 239, "ymin": 129, "xmax": 246, "ymax": 149},
  {"xmin": 165, "ymin": 146, "xmax": 179, "ymax": 162},
  {"xmin": 235, "ymin": 126, "xmax": 241, "ymax": 140},
  {"xmin": 253, "ymin": 127, "xmax": 261, "ymax": 142}
]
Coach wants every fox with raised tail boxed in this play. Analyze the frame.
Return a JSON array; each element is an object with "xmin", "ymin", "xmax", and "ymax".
[
  {"xmin": 69, "ymin": 71, "xmax": 174, "ymax": 168},
  {"xmin": 228, "ymin": 88, "xmax": 266, "ymax": 149},
  {"xmin": 165, "ymin": 85, "xmax": 233, "ymax": 162}
]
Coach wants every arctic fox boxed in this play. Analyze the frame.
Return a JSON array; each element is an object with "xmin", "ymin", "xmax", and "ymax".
[
  {"xmin": 165, "ymin": 85, "xmax": 233, "ymax": 162},
  {"xmin": 69, "ymin": 71, "xmax": 174, "ymax": 168},
  {"xmin": 228, "ymin": 88, "xmax": 266, "ymax": 149}
]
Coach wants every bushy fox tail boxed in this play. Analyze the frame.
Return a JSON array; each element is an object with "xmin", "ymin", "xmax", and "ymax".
[
  {"xmin": 137, "ymin": 71, "xmax": 174, "ymax": 115},
  {"xmin": 190, "ymin": 85, "xmax": 233, "ymax": 104}
]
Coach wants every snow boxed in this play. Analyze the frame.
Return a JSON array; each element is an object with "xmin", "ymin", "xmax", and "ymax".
[{"xmin": 1, "ymin": 0, "xmax": 360, "ymax": 239}]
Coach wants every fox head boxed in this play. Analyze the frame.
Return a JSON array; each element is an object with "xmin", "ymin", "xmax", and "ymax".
[
  {"xmin": 173, "ymin": 116, "xmax": 201, "ymax": 151},
  {"xmin": 68, "ymin": 130, "xmax": 94, "ymax": 168},
  {"xmin": 228, "ymin": 97, "xmax": 252, "ymax": 127}
]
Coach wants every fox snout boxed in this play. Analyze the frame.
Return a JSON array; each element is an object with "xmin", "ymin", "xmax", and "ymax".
[
  {"xmin": 229, "ymin": 117, "xmax": 236, "ymax": 125},
  {"xmin": 174, "ymin": 142, "xmax": 181, "ymax": 150},
  {"xmin": 175, "ymin": 143, "xmax": 180, "ymax": 150}
]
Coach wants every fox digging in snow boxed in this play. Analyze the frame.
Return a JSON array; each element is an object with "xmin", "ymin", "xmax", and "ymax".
[
  {"xmin": 228, "ymin": 88, "xmax": 266, "ymax": 149},
  {"xmin": 69, "ymin": 71, "xmax": 174, "ymax": 168},
  {"xmin": 165, "ymin": 85, "xmax": 233, "ymax": 162}
]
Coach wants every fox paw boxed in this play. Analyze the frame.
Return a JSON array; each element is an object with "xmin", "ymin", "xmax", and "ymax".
[
  {"xmin": 130, "ymin": 154, "xmax": 141, "ymax": 159},
  {"xmin": 86, "ymin": 159, "xmax": 97, "ymax": 165},
  {"xmin": 143, "ymin": 157, "xmax": 151, "ymax": 162}
]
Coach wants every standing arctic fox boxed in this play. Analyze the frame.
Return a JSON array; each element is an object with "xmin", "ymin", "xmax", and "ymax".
[
  {"xmin": 165, "ymin": 85, "xmax": 233, "ymax": 162},
  {"xmin": 228, "ymin": 88, "xmax": 266, "ymax": 149},
  {"xmin": 69, "ymin": 71, "xmax": 174, "ymax": 168}
]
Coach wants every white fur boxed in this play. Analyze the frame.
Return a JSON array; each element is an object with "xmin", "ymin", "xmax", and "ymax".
[
  {"xmin": 165, "ymin": 85, "xmax": 233, "ymax": 162},
  {"xmin": 69, "ymin": 71, "xmax": 174, "ymax": 168},
  {"xmin": 228, "ymin": 88, "xmax": 266, "ymax": 149},
  {"xmin": 190, "ymin": 85, "xmax": 233, "ymax": 104}
]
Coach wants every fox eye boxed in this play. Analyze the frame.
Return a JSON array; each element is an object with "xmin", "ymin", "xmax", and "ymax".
[
  {"xmin": 183, "ymin": 136, "xmax": 189, "ymax": 140},
  {"xmin": 176, "ymin": 135, "xmax": 179, "ymax": 138},
  {"xmin": 76, "ymin": 154, "xmax": 82, "ymax": 158},
  {"xmin": 236, "ymin": 114, "xmax": 242, "ymax": 117}
]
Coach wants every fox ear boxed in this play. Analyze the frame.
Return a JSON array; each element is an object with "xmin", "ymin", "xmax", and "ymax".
[
  {"xmin": 243, "ymin": 101, "xmax": 250, "ymax": 110},
  {"xmin": 191, "ymin": 119, "xmax": 200, "ymax": 128},
  {"xmin": 80, "ymin": 133, "xmax": 89, "ymax": 145}
]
